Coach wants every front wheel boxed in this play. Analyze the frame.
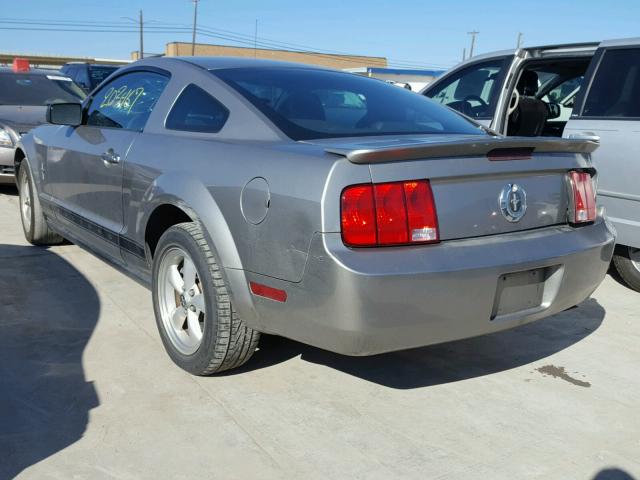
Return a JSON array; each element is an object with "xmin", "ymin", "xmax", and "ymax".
[
  {"xmin": 18, "ymin": 162, "xmax": 63, "ymax": 245},
  {"xmin": 152, "ymin": 222, "xmax": 260, "ymax": 375},
  {"xmin": 612, "ymin": 246, "xmax": 640, "ymax": 292}
]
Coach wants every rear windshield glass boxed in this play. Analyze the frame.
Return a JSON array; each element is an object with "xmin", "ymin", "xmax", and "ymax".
[
  {"xmin": 213, "ymin": 67, "xmax": 485, "ymax": 140},
  {"xmin": 0, "ymin": 72, "xmax": 85, "ymax": 106},
  {"xmin": 89, "ymin": 66, "xmax": 119, "ymax": 89}
]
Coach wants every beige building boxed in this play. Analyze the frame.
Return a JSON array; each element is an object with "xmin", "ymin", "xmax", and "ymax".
[{"xmin": 132, "ymin": 42, "xmax": 387, "ymax": 70}]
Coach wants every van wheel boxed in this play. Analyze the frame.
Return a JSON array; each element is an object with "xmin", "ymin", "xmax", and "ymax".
[
  {"xmin": 612, "ymin": 246, "xmax": 640, "ymax": 292},
  {"xmin": 18, "ymin": 162, "xmax": 63, "ymax": 245},
  {"xmin": 152, "ymin": 222, "xmax": 260, "ymax": 375}
]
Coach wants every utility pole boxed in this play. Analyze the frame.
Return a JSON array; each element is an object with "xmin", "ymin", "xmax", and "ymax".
[
  {"xmin": 139, "ymin": 10, "xmax": 144, "ymax": 59},
  {"xmin": 121, "ymin": 12, "xmax": 145, "ymax": 59},
  {"xmin": 467, "ymin": 30, "xmax": 479, "ymax": 58},
  {"xmin": 462, "ymin": 47, "xmax": 466, "ymax": 61},
  {"xmin": 191, "ymin": 0, "xmax": 199, "ymax": 56},
  {"xmin": 517, "ymin": 32, "xmax": 523, "ymax": 49}
]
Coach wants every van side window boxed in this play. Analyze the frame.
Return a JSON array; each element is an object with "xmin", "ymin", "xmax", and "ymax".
[
  {"xmin": 424, "ymin": 58, "xmax": 508, "ymax": 119},
  {"xmin": 583, "ymin": 48, "xmax": 640, "ymax": 118},
  {"xmin": 166, "ymin": 84, "xmax": 229, "ymax": 133}
]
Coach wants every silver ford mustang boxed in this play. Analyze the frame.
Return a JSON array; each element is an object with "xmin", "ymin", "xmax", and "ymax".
[{"xmin": 15, "ymin": 57, "xmax": 615, "ymax": 375}]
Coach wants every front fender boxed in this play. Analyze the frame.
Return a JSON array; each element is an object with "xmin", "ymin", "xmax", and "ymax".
[{"xmin": 15, "ymin": 135, "xmax": 37, "ymax": 176}]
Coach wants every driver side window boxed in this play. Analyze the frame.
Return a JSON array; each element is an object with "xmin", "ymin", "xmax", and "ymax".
[
  {"xmin": 425, "ymin": 58, "xmax": 507, "ymax": 119},
  {"xmin": 86, "ymin": 71, "xmax": 169, "ymax": 131}
]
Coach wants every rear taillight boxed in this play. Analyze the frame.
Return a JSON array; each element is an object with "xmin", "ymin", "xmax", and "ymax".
[
  {"xmin": 568, "ymin": 171, "xmax": 596, "ymax": 224},
  {"xmin": 341, "ymin": 180, "xmax": 439, "ymax": 247}
]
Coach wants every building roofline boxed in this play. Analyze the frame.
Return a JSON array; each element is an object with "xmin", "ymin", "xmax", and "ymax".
[
  {"xmin": 345, "ymin": 66, "xmax": 445, "ymax": 76},
  {"xmin": 166, "ymin": 41, "xmax": 386, "ymax": 62}
]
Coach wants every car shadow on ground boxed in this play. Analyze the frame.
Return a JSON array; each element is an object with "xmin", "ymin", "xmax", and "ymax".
[
  {"xmin": 593, "ymin": 469, "xmax": 637, "ymax": 480},
  {"xmin": 0, "ymin": 185, "xmax": 17, "ymax": 198},
  {"xmin": 227, "ymin": 298, "xmax": 606, "ymax": 389},
  {"xmin": 0, "ymin": 244, "xmax": 100, "ymax": 479}
]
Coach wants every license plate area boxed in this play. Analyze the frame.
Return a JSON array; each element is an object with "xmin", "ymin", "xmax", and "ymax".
[{"xmin": 491, "ymin": 266, "xmax": 562, "ymax": 320}]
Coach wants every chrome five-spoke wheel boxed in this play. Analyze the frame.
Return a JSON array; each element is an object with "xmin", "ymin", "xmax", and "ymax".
[
  {"xmin": 157, "ymin": 247, "xmax": 206, "ymax": 355},
  {"xmin": 630, "ymin": 247, "xmax": 640, "ymax": 274},
  {"xmin": 19, "ymin": 169, "xmax": 32, "ymax": 233},
  {"xmin": 152, "ymin": 222, "xmax": 259, "ymax": 375}
]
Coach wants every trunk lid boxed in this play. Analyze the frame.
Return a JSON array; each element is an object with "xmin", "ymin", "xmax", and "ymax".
[{"xmin": 317, "ymin": 134, "xmax": 597, "ymax": 240}]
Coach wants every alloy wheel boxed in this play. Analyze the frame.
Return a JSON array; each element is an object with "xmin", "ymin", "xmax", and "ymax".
[
  {"xmin": 156, "ymin": 247, "xmax": 206, "ymax": 355},
  {"xmin": 20, "ymin": 171, "xmax": 32, "ymax": 233},
  {"xmin": 629, "ymin": 247, "xmax": 640, "ymax": 274}
]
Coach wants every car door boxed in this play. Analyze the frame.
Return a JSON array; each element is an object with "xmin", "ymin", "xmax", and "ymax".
[
  {"xmin": 422, "ymin": 55, "xmax": 516, "ymax": 128},
  {"xmin": 44, "ymin": 69, "xmax": 169, "ymax": 261},
  {"xmin": 564, "ymin": 42, "xmax": 640, "ymax": 250}
]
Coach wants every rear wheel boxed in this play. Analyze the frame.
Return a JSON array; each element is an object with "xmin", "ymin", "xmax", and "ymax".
[
  {"xmin": 18, "ymin": 162, "xmax": 63, "ymax": 245},
  {"xmin": 612, "ymin": 246, "xmax": 640, "ymax": 292},
  {"xmin": 152, "ymin": 222, "xmax": 260, "ymax": 375}
]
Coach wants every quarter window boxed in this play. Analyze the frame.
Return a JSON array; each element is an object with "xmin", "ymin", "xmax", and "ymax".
[
  {"xmin": 86, "ymin": 71, "xmax": 169, "ymax": 131},
  {"xmin": 166, "ymin": 84, "xmax": 229, "ymax": 133},
  {"xmin": 425, "ymin": 58, "xmax": 508, "ymax": 119},
  {"xmin": 583, "ymin": 48, "xmax": 640, "ymax": 118}
]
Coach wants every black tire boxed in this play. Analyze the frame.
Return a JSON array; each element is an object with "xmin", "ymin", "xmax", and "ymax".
[
  {"xmin": 18, "ymin": 162, "xmax": 63, "ymax": 246},
  {"xmin": 152, "ymin": 222, "xmax": 260, "ymax": 375},
  {"xmin": 612, "ymin": 246, "xmax": 640, "ymax": 293}
]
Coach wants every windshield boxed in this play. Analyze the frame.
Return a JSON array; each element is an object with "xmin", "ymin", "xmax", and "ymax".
[
  {"xmin": 214, "ymin": 67, "xmax": 485, "ymax": 140},
  {"xmin": 0, "ymin": 72, "xmax": 85, "ymax": 106},
  {"xmin": 89, "ymin": 66, "xmax": 119, "ymax": 89}
]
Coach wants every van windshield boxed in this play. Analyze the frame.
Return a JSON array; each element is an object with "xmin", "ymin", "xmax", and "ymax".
[{"xmin": 214, "ymin": 67, "xmax": 486, "ymax": 140}]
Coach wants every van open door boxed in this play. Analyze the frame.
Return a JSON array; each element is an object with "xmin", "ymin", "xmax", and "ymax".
[{"xmin": 422, "ymin": 53, "xmax": 518, "ymax": 129}]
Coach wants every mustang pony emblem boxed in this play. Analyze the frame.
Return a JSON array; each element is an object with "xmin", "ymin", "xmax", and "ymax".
[{"xmin": 499, "ymin": 183, "xmax": 527, "ymax": 222}]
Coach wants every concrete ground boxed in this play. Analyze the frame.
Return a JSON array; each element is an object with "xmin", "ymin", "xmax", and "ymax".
[{"xmin": 0, "ymin": 184, "xmax": 638, "ymax": 480}]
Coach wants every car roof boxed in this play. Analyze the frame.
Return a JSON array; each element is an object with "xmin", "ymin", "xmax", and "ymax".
[
  {"xmin": 599, "ymin": 36, "xmax": 640, "ymax": 48},
  {"xmin": 451, "ymin": 37, "xmax": 640, "ymax": 67},
  {"xmin": 169, "ymin": 56, "xmax": 330, "ymax": 71}
]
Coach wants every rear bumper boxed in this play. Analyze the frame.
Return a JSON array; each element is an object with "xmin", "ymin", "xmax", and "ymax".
[{"xmin": 244, "ymin": 217, "xmax": 615, "ymax": 356}]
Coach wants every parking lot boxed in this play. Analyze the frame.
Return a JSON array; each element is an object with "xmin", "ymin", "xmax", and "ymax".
[{"xmin": 0, "ymin": 183, "xmax": 638, "ymax": 479}]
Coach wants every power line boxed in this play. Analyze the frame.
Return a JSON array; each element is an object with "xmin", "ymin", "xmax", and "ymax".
[
  {"xmin": 0, "ymin": 26, "xmax": 191, "ymax": 34},
  {"xmin": 191, "ymin": 22, "xmax": 452, "ymax": 68},
  {"xmin": 0, "ymin": 17, "xmax": 455, "ymax": 69},
  {"xmin": 0, "ymin": 17, "xmax": 452, "ymax": 68}
]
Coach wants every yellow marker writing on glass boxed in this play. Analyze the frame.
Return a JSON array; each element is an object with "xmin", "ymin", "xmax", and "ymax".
[{"xmin": 100, "ymin": 85, "xmax": 145, "ymax": 114}]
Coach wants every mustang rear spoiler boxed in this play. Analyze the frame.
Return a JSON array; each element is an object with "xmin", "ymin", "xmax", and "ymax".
[{"xmin": 325, "ymin": 137, "xmax": 599, "ymax": 164}]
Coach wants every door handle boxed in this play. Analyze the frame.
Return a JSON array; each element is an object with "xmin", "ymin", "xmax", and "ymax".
[
  {"xmin": 567, "ymin": 133, "xmax": 601, "ymax": 143},
  {"xmin": 101, "ymin": 149, "xmax": 121, "ymax": 165}
]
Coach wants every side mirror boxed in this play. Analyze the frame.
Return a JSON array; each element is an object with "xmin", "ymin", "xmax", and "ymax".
[
  {"xmin": 546, "ymin": 102, "xmax": 561, "ymax": 120},
  {"xmin": 47, "ymin": 103, "xmax": 83, "ymax": 126}
]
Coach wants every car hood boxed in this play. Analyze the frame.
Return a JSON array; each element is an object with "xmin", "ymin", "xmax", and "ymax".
[{"xmin": 0, "ymin": 106, "xmax": 48, "ymax": 135}]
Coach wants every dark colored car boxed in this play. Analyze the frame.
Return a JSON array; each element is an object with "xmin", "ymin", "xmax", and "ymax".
[
  {"xmin": 0, "ymin": 62, "xmax": 85, "ymax": 183},
  {"xmin": 60, "ymin": 62, "xmax": 122, "ymax": 93}
]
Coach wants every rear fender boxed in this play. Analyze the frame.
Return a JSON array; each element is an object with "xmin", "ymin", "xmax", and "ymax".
[{"xmin": 139, "ymin": 173, "xmax": 258, "ymax": 325}]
